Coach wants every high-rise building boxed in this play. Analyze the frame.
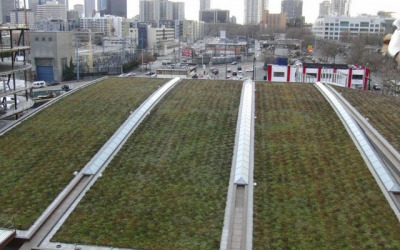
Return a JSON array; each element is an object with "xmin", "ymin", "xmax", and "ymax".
[
  {"xmin": 84, "ymin": 0, "xmax": 95, "ymax": 17},
  {"xmin": 261, "ymin": 0, "xmax": 269, "ymax": 11},
  {"xmin": 98, "ymin": 0, "xmax": 107, "ymax": 12},
  {"xmin": 10, "ymin": 9, "xmax": 35, "ymax": 29},
  {"xmin": 105, "ymin": 0, "xmax": 127, "ymax": 18},
  {"xmin": 200, "ymin": 0, "xmax": 210, "ymax": 11},
  {"xmin": 172, "ymin": 2, "xmax": 184, "ymax": 20},
  {"xmin": 281, "ymin": 0, "xmax": 303, "ymax": 19},
  {"xmin": 160, "ymin": 0, "xmax": 173, "ymax": 20},
  {"xmin": 28, "ymin": 0, "xmax": 40, "ymax": 14},
  {"xmin": 244, "ymin": 0, "xmax": 262, "ymax": 24},
  {"xmin": 331, "ymin": 0, "xmax": 351, "ymax": 16},
  {"xmin": 37, "ymin": 0, "xmax": 67, "ymax": 20},
  {"xmin": 319, "ymin": 0, "xmax": 330, "ymax": 17},
  {"xmin": 140, "ymin": 0, "xmax": 161, "ymax": 25},
  {"xmin": 0, "ymin": 0, "xmax": 15, "ymax": 23},
  {"xmin": 73, "ymin": 4, "xmax": 84, "ymax": 18},
  {"xmin": 140, "ymin": 0, "xmax": 184, "ymax": 27},
  {"xmin": 200, "ymin": 9, "xmax": 229, "ymax": 23}
]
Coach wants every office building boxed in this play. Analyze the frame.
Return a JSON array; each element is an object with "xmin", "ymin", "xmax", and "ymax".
[
  {"xmin": 74, "ymin": 4, "xmax": 84, "ymax": 17},
  {"xmin": 67, "ymin": 10, "xmax": 80, "ymax": 20},
  {"xmin": 200, "ymin": 9, "xmax": 229, "ymax": 23},
  {"xmin": 28, "ymin": 0, "xmax": 40, "ymax": 14},
  {"xmin": 10, "ymin": 9, "xmax": 35, "ymax": 29},
  {"xmin": 263, "ymin": 11, "xmax": 286, "ymax": 32},
  {"xmin": 37, "ymin": 1, "xmax": 67, "ymax": 20},
  {"xmin": 200, "ymin": 0, "xmax": 210, "ymax": 11},
  {"xmin": 313, "ymin": 15, "xmax": 389, "ymax": 40},
  {"xmin": 244, "ymin": 0, "xmax": 262, "ymax": 24},
  {"xmin": 105, "ymin": 0, "xmax": 127, "ymax": 18},
  {"xmin": 84, "ymin": 0, "xmax": 95, "ymax": 17},
  {"xmin": 331, "ymin": 0, "xmax": 351, "ymax": 16},
  {"xmin": 98, "ymin": 0, "xmax": 107, "ymax": 12},
  {"xmin": 140, "ymin": 0, "xmax": 161, "ymax": 26},
  {"xmin": 140, "ymin": 0, "xmax": 184, "ymax": 27},
  {"xmin": 160, "ymin": 0, "xmax": 173, "ymax": 20},
  {"xmin": 172, "ymin": 2, "xmax": 184, "ymax": 20},
  {"xmin": 80, "ymin": 15, "xmax": 121, "ymax": 37},
  {"xmin": 0, "ymin": 0, "xmax": 15, "ymax": 23},
  {"xmin": 281, "ymin": 0, "xmax": 303, "ymax": 19},
  {"xmin": 319, "ymin": 0, "xmax": 331, "ymax": 17}
]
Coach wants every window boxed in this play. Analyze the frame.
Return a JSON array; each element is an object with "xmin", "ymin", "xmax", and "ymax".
[
  {"xmin": 35, "ymin": 37, "xmax": 39, "ymax": 41},
  {"xmin": 49, "ymin": 37, "xmax": 52, "ymax": 41},
  {"xmin": 360, "ymin": 22, "xmax": 369, "ymax": 27},
  {"xmin": 340, "ymin": 21, "xmax": 349, "ymax": 27},
  {"xmin": 352, "ymin": 74, "xmax": 364, "ymax": 80},
  {"xmin": 273, "ymin": 72, "xmax": 285, "ymax": 77},
  {"xmin": 42, "ymin": 37, "xmax": 45, "ymax": 41}
]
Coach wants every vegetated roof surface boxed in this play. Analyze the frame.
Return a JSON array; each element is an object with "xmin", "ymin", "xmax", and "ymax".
[
  {"xmin": 332, "ymin": 85, "xmax": 400, "ymax": 152},
  {"xmin": 0, "ymin": 78, "xmax": 164, "ymax": 230},
  {"xmin": 254, "ymin": 83, "xmax": 400, "ymax": 249},
  {"xmin": 53, "ymin": 80, "xmax": 242, "ymax": 249}
]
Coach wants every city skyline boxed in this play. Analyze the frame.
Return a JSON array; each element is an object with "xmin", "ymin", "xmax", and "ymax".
[{"xmin": 64, "ymin": 0, "xmax": 398, "ymax": 24}]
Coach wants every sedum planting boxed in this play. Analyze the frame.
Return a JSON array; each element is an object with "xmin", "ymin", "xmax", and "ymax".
[
  {"xmin": 0, "ymin": 78, "xmax": 164, "ymax": 229},
  {"xmin": 53, "ymin": 80, "xmax": 242, "ymax": 249},
  {"xmin": 253, "ymin": 83, "xmax": 400, "ymax": 249},
  {"xmin": 332, "ymin": 86, "xmax": 400, "ymax": 152}
]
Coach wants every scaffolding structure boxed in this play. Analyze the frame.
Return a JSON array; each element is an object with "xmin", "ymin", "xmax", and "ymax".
[{"xmin": 0, "ymin": 25, "xmax": 33, "ymax": 119}]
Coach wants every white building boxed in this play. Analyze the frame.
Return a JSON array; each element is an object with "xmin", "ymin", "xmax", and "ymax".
[
  {"xmin": 313, "ymin": 15, "xmax": 387, "ymax": 40},
  {"xmin": 80, "ymin": 15, "xmax": 122, "ymax": 37},
  {"xmin": 73, "ymin": 4, "xmax": 84, "ymax": 18},
  {"xmin": 181, "ymin": 20, "xmax": 204, "ymax": 42},
  {"xmin": 147, "ymin": 25, "xmax": 178, "ymax": 56},
  {"xmin": 84, "ymin": 0, "xmax": 95, "ymax": 18},
  {"xmin": 331, "ymin": 0, "xmax": 351, "ymax": 16},
  {"xmin": 140, "ymin": 0, "xmax": 185, "ymax": 27},
  {"xmin": 244, "ymin": 0, "xmax": 267, "ymax": 25},
  {"xmin": 37, "ymin": 0, "xmax": 67, "ymax": 21},
  {"xmin": 319, "ymin": 0, "xmax": 330, "ymax": 17},
  {"xmin": 200, "ymin": 0, "xmax": 210, "ymax": 10}
]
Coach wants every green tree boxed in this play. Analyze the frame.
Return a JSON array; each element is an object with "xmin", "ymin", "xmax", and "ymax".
[{"xmin": 62, "ymin": 57, "xmax": 75, "ymax": 81}]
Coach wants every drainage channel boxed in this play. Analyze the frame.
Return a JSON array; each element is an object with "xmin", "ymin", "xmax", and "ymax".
[
  {"xmin": 316, "ymin": 82, "xmax": 400, "ymax": 221},
  {"xmin": 221, "ymin": 80, "xmax": 255, "ymax": 250},
  {"xmin": 18, "ymin": 78, "xmax": 182, "ymax": 249}
]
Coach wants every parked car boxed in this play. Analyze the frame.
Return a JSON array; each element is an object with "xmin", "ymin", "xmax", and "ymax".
[
  {"xmin": 231, "ymin": 61, "xmax": 238, "ymax": 65},
  {"xmin": 145, "ymin": 72, "xmax": 155, "ymax": 76},
  {"xmin": 245, "ymin": 68, "xmax": 254, "ymax": 72},
  {"xmin": 32, "ymin": 81, "xmax": 45, "ymax": 88},
  {"xmin": 48, "ymin": 80, "xmax": 60, "ymax": 86},
  {"xmin": 372, "ymin": 84, "xmax": 381, "ymax": 90},
  {"xmin": 61, "ymin": 84, "xmax": 71, "ymax": 91},
  {"xmin": 127, "ymin": 72, "xmax": 136, "ymax": 77}
]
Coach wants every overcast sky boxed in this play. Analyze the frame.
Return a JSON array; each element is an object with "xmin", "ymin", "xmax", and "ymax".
[{"xmin": 67, "ymin": 0, "xmax": 399, "ymax": 24}]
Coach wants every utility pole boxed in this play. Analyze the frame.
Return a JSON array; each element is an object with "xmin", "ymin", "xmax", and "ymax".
[
  {"xmin": 225, "ymin": 43, "xmax": 227, "ymax": 79},
  {"xmin": 75, "ymin": 33, "xmax": 80, "ymax": 81},
  {"xmin": 253, "ymin": 57, "xmax": 256, "ymax": 80}
]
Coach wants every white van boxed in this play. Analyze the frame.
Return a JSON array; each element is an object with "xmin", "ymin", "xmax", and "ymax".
[{"xmin": 32, "ymin": 81, "xmax": 45, "ymax": 89}]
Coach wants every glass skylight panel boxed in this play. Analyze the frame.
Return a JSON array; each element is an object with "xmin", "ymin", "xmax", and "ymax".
[
  {"xmin": 234, "ymin": 80, "xmax": 254, "ymax": 185},
  {"xmin": 316, "ymin": 82, "xmax": 400, "ymax": 192}
]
